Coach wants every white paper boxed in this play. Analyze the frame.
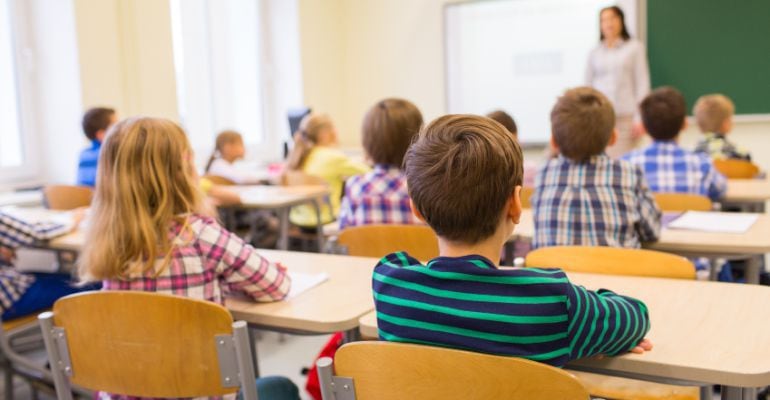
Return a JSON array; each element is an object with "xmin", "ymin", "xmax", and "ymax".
[
  {"xmin": 14, "ymin": 248, "xmax": 59, "ymax": 272},
  {"xmin": 286, "ymin": 271, "xmax": 329, "ymax": 299},
  {"xmin": 667, "ymin": 211, "xmax": 759, "ymax": 234}
]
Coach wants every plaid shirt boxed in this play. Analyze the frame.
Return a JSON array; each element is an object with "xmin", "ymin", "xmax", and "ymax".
[
  {"xmin": 531, "ymin": 155, "xmax": 661, "ymax": 249},
  {"xmin": 695, "ymin": 133, "xmax": 751, "ymax": 161},
  {"xmin": 0, "ymin": 210, "xmax": 73, "ymax": 313},
  {"xmin": 338, "ymin": 165, "xmax": 418, "ymax": 230},
  {"xmin": 622, "ymin": 141, "xmax": 728, "ymax": 201},
  {"xmin": 102, "ymin": 214, "xmax": 291, "ymax": 305}
]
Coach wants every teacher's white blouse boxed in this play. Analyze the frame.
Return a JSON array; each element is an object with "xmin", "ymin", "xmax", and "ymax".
[{"xmin": 586, "ymin": 39, "xmax": 650, "ymax": 117}]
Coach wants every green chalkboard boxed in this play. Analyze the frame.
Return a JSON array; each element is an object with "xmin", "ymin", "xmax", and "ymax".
[{"xmin": 647, "ymin": 0, "xmax": 770, "ymax": 115}]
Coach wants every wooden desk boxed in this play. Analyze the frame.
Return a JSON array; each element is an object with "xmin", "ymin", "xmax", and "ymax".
[
  {"xmin": 725, "ymin": 179, "xmax": 770, "ymax": 210},
  {"xmin": 358, "ymin": 272, "xmax": 770, "ymax": 399}
]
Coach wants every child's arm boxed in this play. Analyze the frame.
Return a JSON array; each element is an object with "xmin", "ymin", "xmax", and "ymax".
[
  {"xmin": 634, "ymin": 170, "xmax": 662, "ymax": 242},
  {"xmin": 338, "ymin": 179, "xmax": 355, "ymax": 231},
  {"xmin": 566, "ymin": 283, "xmax": 651, "ymax": 361},
  {"xmin": 198, "ymin": 219, "xmax": 291, "ymax": 301},
  {"xmin": 702, "ymin": 158, "xmax": 728, "ymax": 201}
]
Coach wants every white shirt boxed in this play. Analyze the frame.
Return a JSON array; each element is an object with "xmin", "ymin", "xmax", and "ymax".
[
  {"xmin": 586, "ymin": 39, "xmax": 650, "ymax": 117},
  {"xmin": 206, "ymin": 158, "xmax": 266, "ymax": 185}
]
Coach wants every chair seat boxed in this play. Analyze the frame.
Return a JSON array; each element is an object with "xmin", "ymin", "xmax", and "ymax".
[
  {"xmin": 3, "ymin": 311, "xmax": 48, "ymax": 332},
  {"xmin": 569, "ymin": 371, "xmax": 699, "ymax": 400}
]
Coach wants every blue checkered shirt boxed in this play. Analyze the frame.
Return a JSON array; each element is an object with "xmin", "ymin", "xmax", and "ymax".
[
  {"xmin": 531, "ymin": 155, "xmax": 661, "ymax": 249},
  {"xmin": 622, "ymin": 141, "xmax": 727, "ymax": 201},
  {"xmin": 338, "ymin": 164, "xmax": 418, "ymax": 230}
]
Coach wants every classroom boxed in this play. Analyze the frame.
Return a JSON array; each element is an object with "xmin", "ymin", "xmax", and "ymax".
[{"xmin": 1, "ymin": 0, "xmax": 769, "ymax": 399}]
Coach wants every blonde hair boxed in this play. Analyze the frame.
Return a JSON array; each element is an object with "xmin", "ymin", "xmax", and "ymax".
[
  {"xmin": 286, "ymin": 113, "xmax": 333, "ymax": 170},
  {"xmin": 204, "ymin": 130, "xmax": 244, "ymax": 173},
  {"xmin": 694, "ymin": 94, "xmax": 734, "ymax": 133},
  {"xmin": 79, "ymin": 117, "xmax": 204, "ymax": 281}
]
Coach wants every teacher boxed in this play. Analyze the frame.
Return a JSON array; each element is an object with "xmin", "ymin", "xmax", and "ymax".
[{"xmin": 586, "ymin": 5, "xmax": 650, "ymax": 158}]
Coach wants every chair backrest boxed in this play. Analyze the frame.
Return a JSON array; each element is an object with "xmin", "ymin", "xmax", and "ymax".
[
  {"xmin": 38, "ymin": 291, "xmax": 257, "ymax": 400},
  {"xmin": 337, "ymin": 224, "xmax": 439, "ymax": 260},
  {"xmin": 713, "ymin": 159, "xmax": 760, "ymax": 179},
  {"xmin": 281, "ymin": 170, "xmax": 327, "ymax": 186},
  {"xmin": 202, "ymin": 174, "xmax": 236, "ymax": 186},
  {"xmin": 525, "ymin": 246, "xmax": 696, "ymax": 280},
  {"xmin": 43, "ymin": 185, "xmax": 93, "ymax": 210},
  {"xmin": 317, "ymin": 341, "xmax": 589, "ymax": 400},
  {"xmin": 653, "ymin": 192, "xmax": 712, "ymax": 212},
  {"xmin": 520, "ymin": 187, "xmax": 534, "ymax": 208}
]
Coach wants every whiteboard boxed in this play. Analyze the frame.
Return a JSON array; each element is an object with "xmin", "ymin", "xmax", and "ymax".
[{"xmin": 445, "ymin": 0, "xmax": 638, "ymax": 145}]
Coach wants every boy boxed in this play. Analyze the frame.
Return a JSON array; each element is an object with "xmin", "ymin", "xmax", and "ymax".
[
  {"xmin": 77, "ymin": 107, "xmax": 116, "ymax": 187},
  {"xmin": 623, "ymin": 87, "xmax": 727, "ymax": 202},
  {"xmin": 372, "ymin": 114, "xmax": 652, "ymax": 367},
  {"xmin": 531, "ymin": 87, "xmax": 661, "ymax": 249},
  {"xmin": 693, "ymin": 94, "xmax": 750, "ymax": 161}
]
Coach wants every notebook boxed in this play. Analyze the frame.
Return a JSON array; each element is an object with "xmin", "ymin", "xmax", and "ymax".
[{"xmin": 286, "ymin": 271, "xmax": 329, "ymax": 299}]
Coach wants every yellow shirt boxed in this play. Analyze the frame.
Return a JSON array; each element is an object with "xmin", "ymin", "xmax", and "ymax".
[{"xmin": 290, "ymin": 147, "xmax": 370, "ymax": 227}]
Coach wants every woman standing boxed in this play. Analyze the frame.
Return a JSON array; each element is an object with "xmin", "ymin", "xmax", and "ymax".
[{"xmin": 586, "ymin": 5, "xmax": 650, "ymax": 158}]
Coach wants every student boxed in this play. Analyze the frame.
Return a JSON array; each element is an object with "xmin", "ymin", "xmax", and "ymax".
[
  {"xmin": 286, "ymin": 113, "xmax": 369, "ymax": 228},
  {"xmin": 0, "ymin": 210, "xmax": 99, "ymax": 321},
  {"xmin": 623, "ymin": 87, "xmax": 727, "ymax": 202},
  {"xmin": 78, "ymin": 117, "xmax": 298, "ymax": 400},
  {"xmin": 373, "ymin": 114, "xmax": 652, "ymax": 367},
  {"xmin": 531, "ymin": 87, "xmax": 661, "ymax": 249},
  {"xmin": 693, "ymin": 94, "xmax": 750, "ymax": 161},
  {"xmin": 338, "ymin": 98, "xmax": 422, "ymax": 230},
  {"xmin": 77, "ymin": 107, "xmax": 116, "ymax": 187},
  {"xmin": 486, "ymin": 110, "xmax": 538, "ymax": 187},
  {"xmin": 204, "ymin": 130, "xmax": 267, "ymax": 184}
]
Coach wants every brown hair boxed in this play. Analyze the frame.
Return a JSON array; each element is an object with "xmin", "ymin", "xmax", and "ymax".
[
  {"xmin": 640, "ymin": 86, "xmax": 687, "ymax": 141},
  {"xmin": 551, "ymin": 87, "xmax": 615, "ymax": 161},
  {"xmin": 486, "ymin": 110, "xmax": 518, "ymax": 136},
  {"xmin": 693, "ymin": 94, "xmax": 734, "ymax": 133},
  {"xmin": 405, "ymin": 114, "xmax": 523, "ymax": 244},
  {"xmin": 600, "ymin": 6, "xmax": 631, "ymax": 41},
  {"xmin": 362, "ymin": 98, "xmax": 423, "ymax": 167},
  {"xmin": 286, "ymin": 113, "xmax": 334, "ymax": 170},
  {"xmin": 82, "ymin": 107, "xmax": 116, "ymax": 141},
  {"xmin": 204, "ymin": 130, "xmax": 243, "ymax": 173}
]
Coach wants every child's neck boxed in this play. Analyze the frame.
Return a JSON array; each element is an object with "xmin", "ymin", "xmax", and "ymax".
[{"xmin": 438, "ymin": 232, "xmax": 507, "ymax": 267}]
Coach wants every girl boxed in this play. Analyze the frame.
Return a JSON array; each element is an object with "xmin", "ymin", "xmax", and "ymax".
[
  {"xmin": 204, "ymin": 130, "xmax": 266, "ymax": 184},
  {"xmin": 79, "ymin": 117, "xmax": 298, "ymax": 400},
  {"xmin": 286, "ymin": 114, "xmax": 369, "ymax": 228}
]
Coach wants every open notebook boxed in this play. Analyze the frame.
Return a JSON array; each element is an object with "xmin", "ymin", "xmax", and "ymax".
[{"xmin": 667, "ymin": 211, "xmax": 759, "ymax": 234}]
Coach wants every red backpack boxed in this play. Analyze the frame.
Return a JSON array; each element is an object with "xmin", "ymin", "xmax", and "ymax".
[{"xmin": 304, "ymin": 332, "xmax": 344, "ymax": 400}]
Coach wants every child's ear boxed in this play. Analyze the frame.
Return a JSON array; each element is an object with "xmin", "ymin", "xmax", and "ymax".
[
  {"xmin": 409, "ymin": 199, "xmax": 427, "ymax": 223},
  {"xmin": 508, "ymin": 186, "xmax": 522, "ymax": 224},
  {"xmin": 550, "ymin": 135, "xmax": 559, "ymax": 153},
  {"xmin": 607, "ymin": 128, "xmax": 619, "ymax": 146},
  {"xmin": 681, "ymin": 117, "xmax": 688, "ymax": 131},
  {"xmin": 95, "ymin": 129, "xmax": 107, "ymax": 142}
]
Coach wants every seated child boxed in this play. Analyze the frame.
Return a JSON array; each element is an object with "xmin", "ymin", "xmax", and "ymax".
[
  {"xmin": 486, "ymin": 110, "xmax": 539, "ymax": 187},
  {"xmin": 531, "ymin": 87, "xmax": 661, "ymax": 249},
  {"xmin": 693, "ymin": 93, "xmax": 750, "ymax": 161},
  {"xmin": 286, "ymin": 113, "xmax": 370, "ymax": 228},
  {"xmin": 77, "ymin": 107, "xmax": 117, "ymax": 187},
  {"xmin": 338, "ymin": 98, "xmax": 423, "ymax": 230},
  {"xmin": 204, "ymin": 130, "xmax": 268, "ymax": 184},
  {"xmin": 373, "ymin": 114, "xmax": 652, "ymax": 367},
  {"xmin": 78, "ymin": 117, "xmax": 299, "ymax": 399},
  {"xmin": 623, "ymin": 87, "xmax": 727, "ymax": 202}
]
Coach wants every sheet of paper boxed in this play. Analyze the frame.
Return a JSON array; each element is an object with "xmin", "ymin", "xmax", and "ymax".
[
  {"xmin": 667, "ymin": 211, "xmax": 759, "ymax": 234},
  {"xmin": 286, "ymin": 271, "xmax": 329, "ymax": 299}
]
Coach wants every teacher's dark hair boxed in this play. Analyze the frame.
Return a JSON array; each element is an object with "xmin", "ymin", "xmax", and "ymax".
[{"xmin": 600, "ymin": 6, "xmax": 631, "ymax": 41}]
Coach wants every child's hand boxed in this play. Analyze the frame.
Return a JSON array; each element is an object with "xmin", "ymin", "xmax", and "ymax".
[
  {"xmin": 0, "ymin": 246, "xmax": 15, "ymax": 264},
  {"xmin": 630, "ymin": 338, "xmax": 653, "ymax": 354}
]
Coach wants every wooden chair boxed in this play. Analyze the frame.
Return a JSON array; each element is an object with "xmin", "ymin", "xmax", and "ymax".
[
  {"xmin": 316, "ymin": 341, "xmax": 589, "ymax": 400},
  {"xmin": 38, "ymin": 291, "xmax": 258, "ymax": 400},
  {"xmin": 713, "ymin": 159, "xmax": 760, "ymax": 179},
  {"xmin": 653, "ymin": 192, "xmax": 712, "ymax": 212},
  {"xmin": 337, "ymin": 224, "xmax": 439, "ymax": 260},
  {"xmin": 0, "ymin": 312, "xmax": 55, "ymax": 399},
  {"xmin": 42, "ymin": 186, "xmax": 93, "ymax": 211},
  {"xmin": 525, "ymin": 246, "xmax": 696, "ymax": 279},
  {"xmin": 202, "ymin": 174, "xmax": 236, "ymax": 186},
  {"xmin": 520, "ymin": 187, "xmax": 534, "ymax": 208}
]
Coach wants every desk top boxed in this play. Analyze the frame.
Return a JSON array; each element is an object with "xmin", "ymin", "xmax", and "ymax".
[
  {"xmin": 725, "ymin": 179, "xmax": 770, "ymax": 203},
  {"xmin": 513, "ymin": 209, "xmax": 770, "ymax": 256},
  {"xmin": 230, "ymin": 185, "xmax": 329, "ymax": 209},
  {"xmin": 360, "ymin": 272, "xmax": 770, "ymax": 387}
]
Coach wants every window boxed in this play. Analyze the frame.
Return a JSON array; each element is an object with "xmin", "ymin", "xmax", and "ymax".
[
  {"xmin": 0, "ymin": 0, "xmax": 24, "ymax": 170},
  {"xmin": 170, "ymin": 0, "xmax": 303, "ymax": 167}
]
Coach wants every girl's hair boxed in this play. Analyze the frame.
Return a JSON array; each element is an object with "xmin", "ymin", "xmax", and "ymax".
[
  {"xmin": 204, "ymin": 130, "xmax": 243, "ymax": 173},
  {"xmin": 79, "ymin": 117, "xmax": 204, "ymax": 281},
  {"xmin": 286, "ymin": 113, "xmax": 334, "ymax": 170},
  {"xmin": 599, "ymin": 6, "xmax": 631, "ymax": 41}
]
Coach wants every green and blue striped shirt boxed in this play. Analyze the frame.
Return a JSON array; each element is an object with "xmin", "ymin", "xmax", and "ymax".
[{"xmin": 373, "ymin": 252, "xmax": 650, "ymax": 367}]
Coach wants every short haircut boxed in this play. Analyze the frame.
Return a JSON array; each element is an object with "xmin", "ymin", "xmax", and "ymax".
[
  {"xmin": 82, "ymin": 107, "xmax": 116, "ymax": 141},
  {"xmin": 693, "ymin": 94, "xmax": 734, "ymax": 133},
  {"xmin": 486, "ymin": 110, "xmax": 518, "ymax": 136},
  {"xmin": 405, "ymin": 114, "xmax": 523, "ymax": 244},
  {"xmin": 550, "ymin": 87, "xmax": 615, "ymax": 161},
  {"xmin": 362, "ymin": 98, "xmax": 423, "ymax": 167},
  {"xmin": 640, "ymin": 87, "xmax": 687, "ymax": 141}
]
